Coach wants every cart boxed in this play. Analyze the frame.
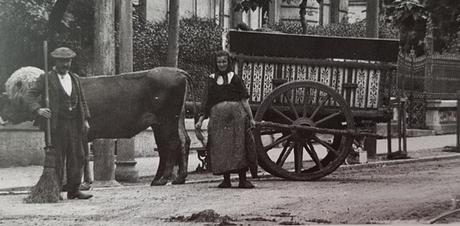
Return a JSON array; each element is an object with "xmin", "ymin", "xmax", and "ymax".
[{"xmin": 226, "ymin": 30, "xmax": 400, "ymax": 180}]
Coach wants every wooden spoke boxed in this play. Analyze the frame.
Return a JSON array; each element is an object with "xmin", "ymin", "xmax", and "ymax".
[
  {"xmin": 277, "ymin": 141, "xmax": 294, "ymax": 167},
  {"xmin": 315, "ymin": 110, "xmax": 343, "ymax": 125},
  {"xmin": 294, "ymin": 143, "xmax": 303, "ymax": 173},
  {"xmin": 264, "ymin": 133, "xmax": 292, "ymax": 152},
  {"xmin": 309, "ymin": 94, "xmax": 330, "ymax": 120},
  {"xmin": 304, "ymin": 141, "xmax": 323, "ymax": 169},
  {"xmin": 302, "ymin": 88, "xmax": 310, "ymax": 117},
  {"xmin": 270, "ymin": 106, "xmax": 294, "ymax": 123},
  {"xmin": 260, "ymin": 128, "xmax": 285, "ymax": 136},
  {"xmin": 275, "ymin": 143, "xmax": 289, "ymax": 165},
  {"xmin": 312, "ymin": 136, "xmax": 339, "ymax": 156},
  {"xmin": 283, "ymin": 90, "xmax": 299, "ymax": 119},
  {"xmin": 253, "ymin": 80, "xmax": 354, "ymax": 181}
]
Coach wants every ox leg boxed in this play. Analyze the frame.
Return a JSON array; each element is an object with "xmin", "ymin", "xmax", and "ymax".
[
  {"xmin": 150, "ymin": 119, "xmax": 181, "ymax": 186},
  {"xmin": 151, "ymin": 128, "xmax": 165, "ymax": 183},
  {"xmin": 172, "ymin": 112, "xmax": 190, "ymax": 185}
]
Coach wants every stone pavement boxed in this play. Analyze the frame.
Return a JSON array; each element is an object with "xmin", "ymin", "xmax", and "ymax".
[{"xmin": 0, "ymin": 134, "xmax": 459, "ymax": 192}]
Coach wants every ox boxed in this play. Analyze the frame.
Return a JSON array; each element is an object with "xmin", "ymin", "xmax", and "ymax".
[{"xmin": 0, "ymin": 67, "xmax": 194, "ymax": 185}]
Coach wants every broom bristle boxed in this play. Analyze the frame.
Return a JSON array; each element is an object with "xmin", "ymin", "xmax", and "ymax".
[{"xmin": 24, "ymin": 167, "xmax": 61, "ymax": 203}]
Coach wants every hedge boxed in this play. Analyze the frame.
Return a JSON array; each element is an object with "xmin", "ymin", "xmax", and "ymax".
[
  {"xmin": 268, "ymin": 18, "xmax": 398, "ymax": 39},
  {"xmin": 133, "ymin": 14, "xmax": 223, "ymax": 101}
]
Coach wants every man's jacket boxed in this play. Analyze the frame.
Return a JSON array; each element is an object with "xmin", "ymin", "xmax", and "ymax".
[{"xmin": 24, "ymin": 70, "xmax": 91, "ymax": 133}]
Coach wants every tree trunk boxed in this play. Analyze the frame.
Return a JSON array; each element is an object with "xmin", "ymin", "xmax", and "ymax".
[
  {"xmin": 366, "ymin": 0, "xmax": 379, "ymax": 38},
  {"xmin": 47, "ymin": 0, "xmax": 72, "ymax": 40},
  {"xmin": 94, "ymin": 0, "xmax": 115, "ymax": 75},
  {"xmin": 166, "ymin": 0, "xmax": 180, "ymax": 67},
  {"xmin": 115, "ymin": 0, "xmax": 138, "ymax": 182},
  {"xmin": 330, "ymin": 0, "xmax": 340, "ymax": 24},
  {"xmin": 299, "ymin": 0, "xmax": 307, "ymax": 34},
  {"xmin": 93, "ymin": 0, "xmax": 119, "ymax": 186}
]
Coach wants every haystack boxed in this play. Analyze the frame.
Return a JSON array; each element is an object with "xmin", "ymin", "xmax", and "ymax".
[{"xmin": 5, "ymin": 66, "xmax": 43, "ymax": 104}]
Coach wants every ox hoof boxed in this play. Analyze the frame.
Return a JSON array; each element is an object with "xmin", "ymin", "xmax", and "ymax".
[
  {"xmin": 171, "ymin": 177, "xmax": 186, "ymax": 185},
  {"xmin": 150, "ymin": 178, "xmax": 168, "ymax": 186}
]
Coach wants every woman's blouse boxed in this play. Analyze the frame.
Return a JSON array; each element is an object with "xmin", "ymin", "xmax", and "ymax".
[{"xmin": 201, "ymin": 71, "xmax": 250, "ymax": 118}]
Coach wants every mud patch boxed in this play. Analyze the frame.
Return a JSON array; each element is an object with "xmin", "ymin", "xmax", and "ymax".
[
  {"xmin": 279, "ymin": 220, "xmax": 302, "ymax": 225},
  {"xmin": 305, "ymin": 218, "xmax": 332, "ymax": 224},
  {"xmin": 270, "ymin": 212, "xmax": 292, "ymax": 217},
  {"xmin": 402, "ymin": 201, "xmax": 451, "ymax": 220},
  {"xmin": 168, "ymin": 209, "xmax": 234, "ymax": 224},
  {"xmin": 244, "ymin": 217, "xmax": 276, "ymax": 222}
]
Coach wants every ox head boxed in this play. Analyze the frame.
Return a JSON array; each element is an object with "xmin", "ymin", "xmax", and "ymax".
[{"xmin": 0, "ymin": 92, "xmax": 35, "ymax": 124}]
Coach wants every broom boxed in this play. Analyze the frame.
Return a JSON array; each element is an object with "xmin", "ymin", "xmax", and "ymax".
[{"xmin": 24, "ymin": 41, "xmax": 61, "ymax": 203}]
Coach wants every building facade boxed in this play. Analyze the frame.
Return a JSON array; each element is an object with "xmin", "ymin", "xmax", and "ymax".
[{"xmin": 139, "ymin": 0, "xmax": 368, "ymax": 29}]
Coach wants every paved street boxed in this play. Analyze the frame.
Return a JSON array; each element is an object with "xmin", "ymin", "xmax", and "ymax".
[
  {"xmin": 0, "ymin": 134, "xmax": 458, "ymax": 192},
  {"xmin": 1, "ymin": 157, "xmax": 460, "ymax": 225}
]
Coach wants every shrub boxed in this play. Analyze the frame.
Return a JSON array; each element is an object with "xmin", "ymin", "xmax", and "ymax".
[
  {"xmin": 133, "ymin": 15, "xmax": 223, "ymax": 101},
  {"xmin": 133, "ymin": 15, "xmax": 222, "ymax": 75},
  {"xmin": 268, "ymin": 18, "xmax": 398, "ymax": 39}
]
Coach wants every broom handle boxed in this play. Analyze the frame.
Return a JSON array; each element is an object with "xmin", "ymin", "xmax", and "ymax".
[{"xmin": 43, "ymin": 41, "xmax": 52, "ymax": 147}]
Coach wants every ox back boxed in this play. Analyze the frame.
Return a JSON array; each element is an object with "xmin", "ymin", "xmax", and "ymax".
[{"xmin": 80, "ymin": 67, "xmax": 187, "ymax": 140}]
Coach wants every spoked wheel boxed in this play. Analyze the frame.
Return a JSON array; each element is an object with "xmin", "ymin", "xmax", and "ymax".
[{"xmin": 253, "ymin": 81, "xmax": 355, "ymax": 181}]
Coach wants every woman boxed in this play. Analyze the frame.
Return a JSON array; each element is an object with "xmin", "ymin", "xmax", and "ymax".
[{"xmin": 195, "ymin": 50, "xmax": 257, "ymax": 188}]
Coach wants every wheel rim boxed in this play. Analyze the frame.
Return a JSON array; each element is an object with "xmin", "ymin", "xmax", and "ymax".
[{"xmin": 253, "ymin": 81, "xmax": 355, "ymax": 181}]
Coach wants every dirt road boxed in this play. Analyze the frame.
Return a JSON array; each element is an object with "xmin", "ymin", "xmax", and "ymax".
[{"xmin": 1, "ymin": 158, "xmax": 460, "ymax": 225}]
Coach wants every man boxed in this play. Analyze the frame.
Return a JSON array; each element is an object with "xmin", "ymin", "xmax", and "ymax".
[{"xmin": 24, "ymin": 47, "xmax": 92, "ymax": 200}]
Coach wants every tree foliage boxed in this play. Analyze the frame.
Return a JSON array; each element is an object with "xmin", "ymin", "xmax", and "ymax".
[
  {"xmin": 133, "ymin": 13, "xmax": 223, "ymax": 100},
  {"xmin": 385, "ymin": 0, "xmax": 460, "ymax": 54},
  {"xmin": 0, "ymin": 0, "xmax": 94, "ymax": 87},
  {"xmin": 234, "ymin": 0, "xmax": 270, "ymax": 12}
]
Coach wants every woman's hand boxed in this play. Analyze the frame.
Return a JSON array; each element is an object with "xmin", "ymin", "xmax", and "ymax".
[
  {"xmin": 37, "ymin": 108, "xmax": 51, "ymax": 119},
  {"xmin": 195, "ymin": 121, "xmax": 202, "ymax": 130},
  {"xmin": 195, "ymin": 116, "xmax": 204, "ymax": 130},
  {"xmin": 249, "ymin": 118, "xmax": 256, "ymax": 129}
]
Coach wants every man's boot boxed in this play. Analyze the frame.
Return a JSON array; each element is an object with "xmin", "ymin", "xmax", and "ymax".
[{"xmin": 67, "ymin": 185, "xmax": 93, "ymax": 200}]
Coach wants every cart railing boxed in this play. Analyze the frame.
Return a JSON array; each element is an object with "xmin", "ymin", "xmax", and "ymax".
[
  {"xmin": 228, "ymin": 30, "xmax": 399, "ymax": 122},
  {"xmin": 234, "ymin": 54, "xmax": 396, "ymax": 120}
]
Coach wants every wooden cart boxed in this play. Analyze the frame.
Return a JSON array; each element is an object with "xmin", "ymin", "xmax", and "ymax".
[{"xmin": 227, "ymin": 30, "xmax": 399, "ymax": 180}]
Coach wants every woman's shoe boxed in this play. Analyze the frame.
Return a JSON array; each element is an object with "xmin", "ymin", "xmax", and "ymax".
[{"xmin": 238, "ymin": 181, "xmax": 255, "ymax": 189}]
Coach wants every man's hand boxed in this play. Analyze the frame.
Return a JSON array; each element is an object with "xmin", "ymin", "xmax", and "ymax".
[{"xmin": 37, "ymin": 108, "xmax": 51, "ymax": 119}]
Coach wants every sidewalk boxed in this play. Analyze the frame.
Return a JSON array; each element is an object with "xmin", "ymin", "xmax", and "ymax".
[{"xmin": 0, "ymin": 134, "xmax": 458, "ymax": 191}]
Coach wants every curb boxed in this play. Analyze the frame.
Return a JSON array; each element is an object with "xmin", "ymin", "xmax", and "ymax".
[{"xmin": 2, "ymin": 153, "xmax": 460, "ymax": 196}]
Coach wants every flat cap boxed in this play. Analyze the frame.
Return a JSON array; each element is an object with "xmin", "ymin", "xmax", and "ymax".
[{"xmin": 50, "ymin": 47, "xmax": 76, "ymax": 59}]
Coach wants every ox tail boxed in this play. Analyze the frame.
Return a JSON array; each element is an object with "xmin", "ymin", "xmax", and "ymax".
[{"xmin": 180, "ymin": 70, "xmax": 199, "ymax": 123}]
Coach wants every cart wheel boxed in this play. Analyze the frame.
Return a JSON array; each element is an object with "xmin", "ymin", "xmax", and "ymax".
[{"xmin": 253, "ymin": 81, "xmax": 355, "ymax": 180}]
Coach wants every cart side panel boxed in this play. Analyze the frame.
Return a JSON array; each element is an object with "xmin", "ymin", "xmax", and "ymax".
[
  {"xmin": 228, "ymin": 30, "xmax": 398, "ymax": 121},
  {"xmin": 235, "ymin": 57, "xmax": 393, "ymax": 111}
]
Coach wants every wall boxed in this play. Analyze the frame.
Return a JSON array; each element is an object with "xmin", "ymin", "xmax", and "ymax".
[
  {"xmin": 145, "ymin": 0, "xmax": 262, "ymax": 29},
  {"xmin": 0, "ymin": 119, "xmax": 207, "ymax": 168},
  {"xmin": 348, "ymin": 0, "xmax": 366, "ymax": 23},
  {"xmin": 0, "ymin": 122, "xmax": 44, "ymax": 167},
  {"xmin": 279, "ymin": 0, "xmax": 320, "ymax": 25}
]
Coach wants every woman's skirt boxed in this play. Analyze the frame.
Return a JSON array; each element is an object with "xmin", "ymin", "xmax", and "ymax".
[{"xmin": 208, "ymin": 101, "xmax": 257, "ymax": 176}]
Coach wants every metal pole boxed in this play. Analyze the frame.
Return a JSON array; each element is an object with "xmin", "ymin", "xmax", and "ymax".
[
  {"xmin": 457, "ymin": 90, "xmax": 460, "ymax": 152},
  {"xmin": 43, "ymin": 41, "xmax": 52, "ymax": 147}
]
